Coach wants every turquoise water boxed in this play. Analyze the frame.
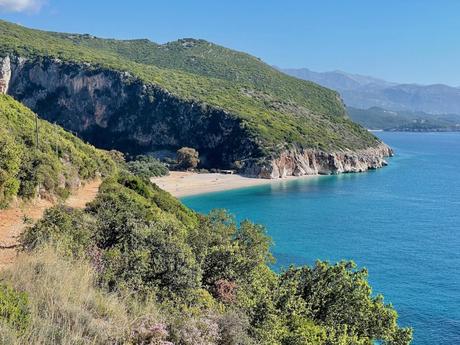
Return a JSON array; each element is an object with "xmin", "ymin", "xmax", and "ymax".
[{"xmin": 182, "ymin": 132, "xmax": 460, "ymax": 345}]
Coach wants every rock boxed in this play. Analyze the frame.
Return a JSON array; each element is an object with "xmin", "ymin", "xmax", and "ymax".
[
  {"xmin": 0, "ymin": 56, "xmax": 11, "ymax": 94},
  {"xmin": 240, "ymin": 143, "xmax": 393, "ymax": 178}
]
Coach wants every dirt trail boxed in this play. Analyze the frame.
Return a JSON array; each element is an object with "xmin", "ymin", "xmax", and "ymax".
[{"xmin": 0, "ymin": 179, "xmax": 101, "ymax": 269}]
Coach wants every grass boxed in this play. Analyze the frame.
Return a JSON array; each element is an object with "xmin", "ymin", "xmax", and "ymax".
[
  {"xmin": 0, "ymin": 20, "xmax": 381, "ymax": 152},
  {"xmin": 0, "ymin": 247, "xmax": 161, "ymax": 345}
]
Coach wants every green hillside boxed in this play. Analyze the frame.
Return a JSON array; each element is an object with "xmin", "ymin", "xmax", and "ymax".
[
  {"xmin": 0, "ymin": 94, "xmax": 115, "ymax": 208},
  {"xmin": 0, "ymin": 20, "xmax": 379, "ymax": 152}
]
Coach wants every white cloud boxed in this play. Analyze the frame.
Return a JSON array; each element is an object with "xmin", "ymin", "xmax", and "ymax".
[{"xmin": 0, "ymin": 0, "xmax": 46, "ymax": 13}]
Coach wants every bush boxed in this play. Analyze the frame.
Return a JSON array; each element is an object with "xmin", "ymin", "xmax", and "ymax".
[
  {"xmin": 277, "ymin": 261, "xmax": 413, "ymax": 344},
  {"xmin": 127, "ymin": 155, "xmax": 169, "ymax": 179},
  {"xmin": 0, "ymin": 284, "xmax": 29, "ymax": 333}
]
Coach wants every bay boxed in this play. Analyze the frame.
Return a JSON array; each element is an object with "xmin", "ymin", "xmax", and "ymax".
[{"xmin": 182, "ymin": 132, "xmax": 460, "ymax": 345}]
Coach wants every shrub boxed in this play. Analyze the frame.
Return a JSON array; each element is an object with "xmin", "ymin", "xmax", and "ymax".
[
  {"xmin": 277, "ymin": 261, "xmax": 413, "ymax": 344},
  {"xmin": 19, "ymin": 173, "xmax": 412, "ymax": 345},
  {"xmin": 0, "ymin": 284, "xmax": 29, "ymax": 333},
  {"xmin": 170, "ymin": 314, "xmax": 220, "ymax": 345},
  {"xmin": 20, "ymin": 206, "xmax": 94, "ymax": 258},
  {"xmin": 127, "ymin": 155, "xmax": 169, "ymax": 179}
]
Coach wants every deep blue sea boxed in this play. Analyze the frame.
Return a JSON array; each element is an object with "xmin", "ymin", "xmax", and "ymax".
[{"xmin": 182, "ymin": 132, "xmax": 460, "ymax": 345}]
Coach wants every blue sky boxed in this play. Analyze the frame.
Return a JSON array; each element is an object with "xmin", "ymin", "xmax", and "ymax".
[{"xmin": 1, "ymin": 0, "xmax": 459, "ymax": 85}]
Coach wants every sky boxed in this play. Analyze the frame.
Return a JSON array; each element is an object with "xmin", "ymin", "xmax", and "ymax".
[{"xmin": 0, "ymin": 0, "xmax": 459, "ymax": 86}]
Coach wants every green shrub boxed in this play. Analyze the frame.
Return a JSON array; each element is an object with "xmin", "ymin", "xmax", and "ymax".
[
  {"xmin": 176, "ymin": 147, "xmax": 200, "ymax": 170},
  {"xmin": 0, "ymin": 284, "xmax": 29, "ymax": 332},
  {"xmin": 126, "ymin": 155, "xmax": 169, "ymax": 179}
]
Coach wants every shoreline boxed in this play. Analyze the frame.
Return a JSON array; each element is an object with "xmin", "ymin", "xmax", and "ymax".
[{"xmin": 151, "ymin": 171, "xmax": 317, "ymax": 197}]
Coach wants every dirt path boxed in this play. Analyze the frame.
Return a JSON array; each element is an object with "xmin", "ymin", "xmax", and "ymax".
[{"xmin": 0, "ymin": 179, "xmax": 101, "ymax": 269}]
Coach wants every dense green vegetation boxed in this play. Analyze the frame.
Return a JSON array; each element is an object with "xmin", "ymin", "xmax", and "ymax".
[
  {"xmin": 348, "ymin": 106, "xmax": 460, "ymax": 131},
  {"xmin": 2, "ymin": 171, "xmax": 412, "ymax": 344},
  {"xmin": 126, "ymin": 155, "xmax": 169, "ymax": 179},
  {"xmin": 0, "ymin": 95, "xmax": 115, "ymax": 208},
  {"xmin": 0, "ymin": 284, "xmax": 29, "ymax": 333},
  {"xmin": 0, "ymin": 20, "xmax": 381, "ymax": 152}
]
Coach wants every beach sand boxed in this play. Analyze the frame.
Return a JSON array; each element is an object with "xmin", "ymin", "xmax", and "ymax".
[{"xmin": 151, "ymin": 171, "xmax": 315, "ymax": 197}]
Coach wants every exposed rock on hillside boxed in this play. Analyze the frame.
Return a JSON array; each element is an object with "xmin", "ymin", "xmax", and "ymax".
[{"xmin": 0, "ymin": 54, "xmax": 392, "ymax": 178}]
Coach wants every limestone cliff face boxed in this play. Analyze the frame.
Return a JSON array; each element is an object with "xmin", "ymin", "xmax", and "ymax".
[
  {"xmin": 0, "ymin": 55, "xmax": 11, "ymax": 94},
  {"xmin": 241, "ymin": 143, "xmax": 393, "ymax": 178},
  {"xmin": 1, "ymin": 55, "xmax": 261, "ymax": 169},
  {"xmin": 0, "ymin": 54, "xmax": 392, "ymax": 178}
]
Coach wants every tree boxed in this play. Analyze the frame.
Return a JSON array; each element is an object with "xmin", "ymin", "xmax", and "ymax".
[
  {"xmin": 277, "ymin": 261, "xmax": 413, "ymax": 345},
  {"xmin": 176, "ymin": 147, "xmax": 199, "ymax": 170}
]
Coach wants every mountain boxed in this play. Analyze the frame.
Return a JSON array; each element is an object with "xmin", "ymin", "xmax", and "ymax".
[
  {"xmin": 281, "ymin": 68, "xmax": 460, "ymax": 115},
  {"xmin": 0, "ymin": 20, "xmax": 390, "ymax": 179},
  {"xmin": 0, "ymin": 94, "xmax": 115, "ymax": 208},
  {"xmin": 279, "ymin": 67, "xmax": 396, "ymax": 91},
  {"xmin": 347, "ymin": 106, "xmax": 460, "ymax": 131}
]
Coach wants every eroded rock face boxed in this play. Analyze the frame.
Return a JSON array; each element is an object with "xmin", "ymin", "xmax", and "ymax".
[
  {"xmin": 2, "ymin": 54, "xmax": 392, "ymax": 178},
  {"xmin": 0, "ymin": 56, "xmax": 11, "ymax": 94},
  {"xmin": 241, "ymin": 143, "xmax": 393, "ymax": 178},
  {"xmin": 4, "ymin": 55, "xmax": 261, "ymax": 169}
]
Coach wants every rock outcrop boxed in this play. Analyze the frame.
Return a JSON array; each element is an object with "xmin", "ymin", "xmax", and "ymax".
[
  {"xmin": 0, "ymin": 55, "xmax": 11, "ymax": 94},
  {"xmin": 241, "ymin": 143, "xmax": 392, "ymax": 178},
  {"xmin": 0, "ymin": 54, "xmax": 392, "ymax": 179}
]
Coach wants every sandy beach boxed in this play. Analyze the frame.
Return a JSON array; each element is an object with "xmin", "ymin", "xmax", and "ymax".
[{"xmin": 151, "ymin": 171, "xmax": 316, "ymax": 197}]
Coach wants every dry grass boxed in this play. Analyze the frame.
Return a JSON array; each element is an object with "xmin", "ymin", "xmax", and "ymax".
[{"xmin": 0, "ymin": 247, "xmax": 159, "ymax": 345}]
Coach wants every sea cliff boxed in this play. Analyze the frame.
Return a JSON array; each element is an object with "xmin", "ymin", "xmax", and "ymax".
[{"xmin": 0, "ymin": 55, "xmax": 392, "ymax": 178}]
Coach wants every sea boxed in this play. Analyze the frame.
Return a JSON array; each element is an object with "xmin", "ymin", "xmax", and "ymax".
[{"xmin": 182, "ymin": 132, "xmax": 460, "ymax": 345}]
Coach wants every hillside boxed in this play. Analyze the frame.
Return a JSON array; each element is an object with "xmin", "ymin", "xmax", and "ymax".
[
  {"xmin": 348, "ymin": 106, "xmax": 460, "ymax": 131},
  {"xmin": 281, "ymin": 67, "xmax": 460, "ymax": 115},
  {"xmin": 0, "ymin": 20, "xmax": 390, "ymax": 178},
  {"xmin": 0, "ymin": 94, "xmax": 115, "ymax": 208}
]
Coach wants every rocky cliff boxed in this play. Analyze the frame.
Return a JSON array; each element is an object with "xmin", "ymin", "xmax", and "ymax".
[
  {"xmin": 243, "ymin": 143, "xmax": 392, "ymax": 178},
  {"xmin": 0, "ymin": 55, "xmax": 261, "ymax": 168},
  {"xmin": 0, "ymin": 54, "xmax": 392, "ymax": 178}
]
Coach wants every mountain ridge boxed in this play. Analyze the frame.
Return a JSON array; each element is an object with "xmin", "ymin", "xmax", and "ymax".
[{"xmin": 280, "ymin": 67, "xmax": 460, "ymax": 114}]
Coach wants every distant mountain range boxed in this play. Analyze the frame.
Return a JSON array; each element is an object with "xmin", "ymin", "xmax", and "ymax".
[
  {"xmin": 347, "ymin": 106, "xmax": 460, "ymax": 131},
  {"xmin": 280, "ymin": 67, "xmax": 460, "ymax": 115}
]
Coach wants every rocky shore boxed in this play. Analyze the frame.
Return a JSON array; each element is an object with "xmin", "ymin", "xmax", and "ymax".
[{"xmin": 242, "ymin": 143, "xmax": 393, "ymax": 178}]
